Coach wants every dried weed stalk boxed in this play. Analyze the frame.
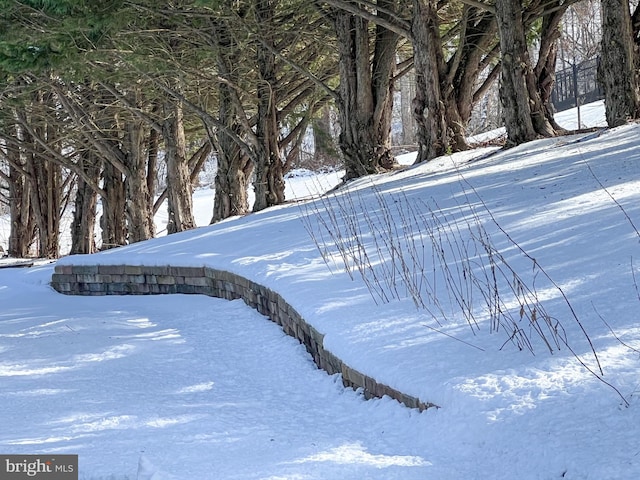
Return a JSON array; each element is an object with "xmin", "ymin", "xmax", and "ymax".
[{"xmin": 299, "ymin": 170, "xmax": 630, "ymax": 405}]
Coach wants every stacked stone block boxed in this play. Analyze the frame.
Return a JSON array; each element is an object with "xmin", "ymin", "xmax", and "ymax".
[{"xmin": 51, "ymin": 264, "xmax": 435, "ymax": 411}]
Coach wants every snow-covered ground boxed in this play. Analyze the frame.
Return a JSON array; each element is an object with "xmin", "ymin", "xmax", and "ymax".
[{"xmin": 4, "ymin": 101, "xmax": 640, "ymax": 479}]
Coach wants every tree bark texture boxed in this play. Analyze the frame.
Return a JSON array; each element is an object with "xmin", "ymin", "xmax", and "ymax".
[
  {"xmin": 371, "ymin": 0, "xmax": 399, "ymax": 171},
  {"xmin": 122, "ymin": 118, "xmax": 154, "ymax": 243},
  {"xmin": 599, "ymin": 0, "xmax": 640, "ymax": 127},
  {"xmin": 211, "ymin": 19, "xmax": 252, "ymax": 223},
  {"xmin": 253, "ymin": 0, "xmax": 286, "ymax": 212},
  {"xmin": 100, "ymin": 160, "xmax": 126, "ymax": 250},
  {"xmin": 399, "ymin": 70, "xmax": 416, "ymax": 146},
  {"xmin": 6, "ymin": 124, "xmax": 35, "ymax": 258},
  {"xmin": 70, "ymin": 152, "xmax": 99, "ymax": 255},
  {"xmin": 534, "ymin": 5, "xmax": 566, "ymax": 131},
  {"xmin": 334, "ymin": 7, "xmax": 398, "ymax": 179},
  {"xmin": 495, "ymin": 0, "xmax": 555, "ymax": 146},
  {"xmin": 163, "ymin": 95, "xmax": 196, "ymax": 234},
  {"xmin": 147, "ymin": 124, "xmax": 159, "ymax": 205},
  {"xmin": 19, "ymin": 92, "xmax": 62, "ymax": 259},
  {"xmin": 452, "ymin": 8, "xmax": 497, "ymax": 127},
  {"xmin": 412, "ymin": 0, "xmax": 455, "ymax": 162}
]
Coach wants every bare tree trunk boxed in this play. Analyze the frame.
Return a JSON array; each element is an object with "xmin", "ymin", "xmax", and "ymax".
[
  {"xmin": 6, "ymin": 124, "xmax": 35, "ymax": 257},
  {"xmin": 163, "ymin": 94, "xmax": 196, "ymax": 234},
  {"xmin": 70, "ymin": 152, "xmax": 99, "ymax": 255},
  {"xmin": 334, "ymin": 7, "xmax": 398, "ymax": 179},
  {"xmin": 19, "ymin": 93, "xmax": 61, "ymax": 259},
  {"xmin": 211, "ymin": 117, "xmax": 252, "ymax": 223},
  {"xmin": 37, "ymin": 127, "xmax": 61, "ymax": 258},
  {"xmin": 122, "ymin": 118, "xmax": 154, "ymax": 243},
  {"xmin": 147, "ymin": 123, "xmax": 158, "ymax": 204},
  {"xmin": 253, "ymin": 0, "xmax": 285, "ymax": 211},
  {"xmin": 335, "ymin": 10, "xmax": 379, "ymax": 178},
  {"xmin": 399, "ymin": 71, "xmax": 416, "ymax": 147},
  {"xmin": 411, "ymin": 2, "xmax": 500, "ymax": 163},
  {"xmin": 212, "ymin": 135, "xmax": 252, "ymax": 223},
  {"xmin": 534, "ymin": 5, "xmax": 566, "ymax": 131},
  {"xmin": 372, "ymin": 0, "xmax": 399, "ymax": 170},
  {"xmin": 599, "ymin": 0, "xmax": 640, "ymax": 127},
  {"xmin": 211, "ymin": 19, "xmax": 252, "ymax": 223},
  {"xmin": 452, "ymin": 8, "xmax": 498, "ymax": 127},
  {"xmin": 78, "ymin": 87, "xmax": 129, "ymax": 251},
  {"xmin": 8, "ymin": 166, "xmax": 34, "ymax": 258},
  {"xmin": 100, "ymin": 161, "xmax": 126, "ymax": 250},
  {"xmin": 412, "ymin": 0, "xmax": 451, "ymax": 162},
  {"xmin": 495, "ymin": 0, "xmax": 555, "ymax": 146}
]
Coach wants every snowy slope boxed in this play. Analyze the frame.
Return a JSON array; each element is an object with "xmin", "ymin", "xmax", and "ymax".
[{"xmin": 3, "ymin": 102, "xmax": 640, "ymax": 479}]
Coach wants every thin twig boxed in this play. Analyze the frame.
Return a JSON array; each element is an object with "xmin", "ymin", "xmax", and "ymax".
[
  {"xmin": 423, "ymin": 323, "xmax": 486, "ymax": 351},
  {"xmin": 584, "ymin": 160, "xmax": 640, "ymax": 240}
]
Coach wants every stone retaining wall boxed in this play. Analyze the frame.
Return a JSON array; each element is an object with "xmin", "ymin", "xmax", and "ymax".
[{"xmin": 51, "ymin": 264, "xmax": 435, "ymax": 411}]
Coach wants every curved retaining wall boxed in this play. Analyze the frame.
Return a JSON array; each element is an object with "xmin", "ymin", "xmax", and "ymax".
[{"xmin": 51, "ymin": 264, "xmax": 435, "ymax": 411}]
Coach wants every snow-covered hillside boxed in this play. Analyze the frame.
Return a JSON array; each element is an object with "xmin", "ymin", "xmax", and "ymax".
[{"xmin": 3, "ymin": 101, "xmax": 640, "ymax": 479}]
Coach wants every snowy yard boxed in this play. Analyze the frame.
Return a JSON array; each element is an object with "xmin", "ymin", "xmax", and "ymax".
[{"xmin": 2, "ymin": 102, "xmax": 640, "ymax": 479}]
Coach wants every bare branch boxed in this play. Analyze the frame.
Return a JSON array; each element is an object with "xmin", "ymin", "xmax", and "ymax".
[
  {"xmin": 319, "ymin": 0, "xmax": 412, "ymax": 39},
  {"xmin": 458, "ymin": 0, "xmax": 496, "ymax": 14}
]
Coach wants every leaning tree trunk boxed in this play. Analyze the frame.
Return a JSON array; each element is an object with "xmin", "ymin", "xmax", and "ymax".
[
  {"xmin": 451, "ymin": 7, "xmax": 498, "ymax": 130},
  {"xmin": 87, "ymin": 89, "xmax": 129, "ymax": 251},
  {"xmin": 70, "ymin": 152, "xmax": 100, "ymax": 255},
  {"xmin": 413, "ymin": 1, "xmax": 501, "ymax": 163},
  {"xmin": 334, "ymin": 8, "xmax": 398, "ymax": 179},
  {"xmin": 253, "ymin": 0, "xmax": 285, "ymax": 212},
  {"xmin": 534, "ymin": 4, "xmax": 567, "ymax": 131},
  {"xmin": 163, "ymin": 94, "xmax": 196, "ymax": 234},
  {"xmin": 599, "ymin": 0, "xmax": 640, "ymax": 127},
  {"xmin": 495, "ymin": 0, "xmax": 555, "ymax": 146}
]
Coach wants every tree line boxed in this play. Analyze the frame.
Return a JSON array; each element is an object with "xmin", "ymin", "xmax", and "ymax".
[{"xmin": 0, "ymin": 0, "xmax": 638, "ymax": 258}]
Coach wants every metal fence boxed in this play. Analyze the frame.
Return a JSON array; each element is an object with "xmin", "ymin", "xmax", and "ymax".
[{"xmin": 551, "ymin": 58, "xmax": 603, "ymax": 112}]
